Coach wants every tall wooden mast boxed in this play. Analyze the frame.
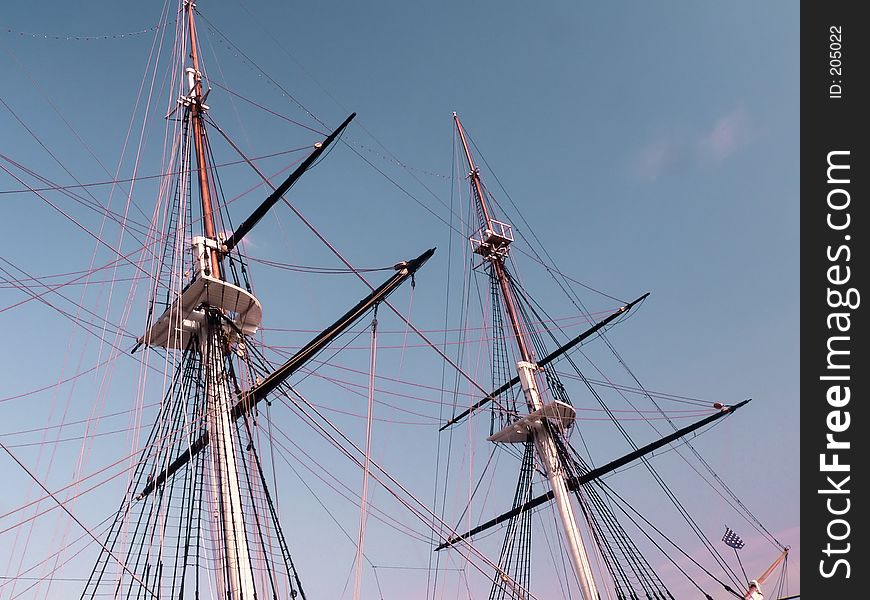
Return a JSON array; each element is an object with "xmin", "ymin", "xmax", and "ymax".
[
  {"xmin": 185, "ymin": 0, "xmax": 221, "ymax": 279},
  {"xmin": 453, "ymin": 113, "xmax": 601, "ymax": 599},
  {"xmin": 184, "ymin": 2, "xmax": 254, "ymax": 596},
  {"xmin": 82, "ymin": 3, "xmax": 431, "ymax": 596}
]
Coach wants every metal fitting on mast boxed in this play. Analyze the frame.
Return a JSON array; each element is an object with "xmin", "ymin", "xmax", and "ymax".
[{"xmin": 179, "ymin": 67, "xmax": 209, "ymax": 110}]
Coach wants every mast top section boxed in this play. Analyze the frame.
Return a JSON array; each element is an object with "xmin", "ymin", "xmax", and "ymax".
[
  {"xmin": 453, "ymin": 113, "xmax": 515, "ymax": 260},
  {"xmin": 184, "ymin": 0, "xmax": 206, "ymax": 103},
  {"xmin": 183, "ymin": 0, "xmax": 222, "ymax": 277}
]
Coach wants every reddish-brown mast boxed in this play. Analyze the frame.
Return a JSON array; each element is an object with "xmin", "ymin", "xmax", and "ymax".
[
  {"xmin": 454, "ymin": 115, "xmax": 495, "ymax": 231},
  {"xmin": 454, "ymin": 112, "xmax": 601, "ymax": 599},
  {"xmin": 453, "ymin": 113, "xmax": 533, "ymax": 363},
  {"xmin": 185, "ymin": 1, "xmax": 221, "ymax": 279}
]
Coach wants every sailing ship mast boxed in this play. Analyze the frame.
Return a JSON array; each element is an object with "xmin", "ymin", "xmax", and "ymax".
[
  {"xmin": 182, "ymin": 3, "xmax": 257, "ymax": 596},
  {"xmin": 81, "ymin": 3, "xmax": 433, "ymax": 597},
  {"xmin": 0, "ymin": 3, "xmax": 797, "ymax": 598},
  {"xmin": 453, "ymin": 112, "xmax": 600, "ymax": 599},
  {"xmin": 445, "ymin": 115, "xmax": 784, "ymax": 600}
]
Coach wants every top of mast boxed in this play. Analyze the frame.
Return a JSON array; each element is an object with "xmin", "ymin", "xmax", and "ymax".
[
  {"xmin": 453, "ymin": 112, "xmax": 495, "ymax": 232},
  {"xmin": 184, "ymin": 0, "xmax": 222, "ymax": 279},
  {"xmin": 453, "ymin": 112, "xmax": 530, "ymax": 359},
  {"xmin": 453, "ymin": 113, "xmax": 515, "ymax": 262}
]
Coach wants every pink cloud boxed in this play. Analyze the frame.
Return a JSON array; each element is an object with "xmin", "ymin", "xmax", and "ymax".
[
  {"xmin": 632, "ymin": 138, "xmax": 679, "ymax": 181},
  {"xmin": 699, "ymin": 108, "xmax": 748, "ymax": 162},
  {"xmin": 631, "ymin": 108, "xmax": 750, "ymax": 180}
]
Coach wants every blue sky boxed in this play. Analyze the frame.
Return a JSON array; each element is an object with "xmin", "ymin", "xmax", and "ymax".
[{"xmin": 1, "ymin": 1, "xmax": 798, "ymax": 598}]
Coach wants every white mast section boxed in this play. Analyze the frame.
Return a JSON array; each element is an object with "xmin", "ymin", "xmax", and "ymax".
[
  {"xmin": 515, "ymin": 362, "xmax": 599, "ymax": 599},
  {"xmin": 203, "ymin": 315, "xmax": 257, "ymax": 598}
]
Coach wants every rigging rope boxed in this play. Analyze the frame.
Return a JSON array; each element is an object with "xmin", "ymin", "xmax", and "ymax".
[
  {"xmin": 428, "ymin": 142, "xmax": 462, "ymax": 600},
  {"xmin": 240, "ymin": 336, "xmax": 540, "ymax": 598},
  {"xmin": 353, "ymin": 306, "xmax": 378, "ymax": 600},
  {"xmin": 3, "ymin": 25, "xmax": 162, "ymax": 41},
  {"xmin": 460, "ymin": 126, "xmax": 625, "ymax": 304},
  {"xmin": 0, "ymin": 441, "xmax": 158, "ymax": 597},
  {"xmin": 465, "ymin": 126, "xmax": 785, "ymax": 556},
  {"xmin": 203, "ymin": 101, "xmax": 511, "ymax": 422},
  {"xmin": 506, "ymin": 266, "xmax": 748, "ymax": 590},
  {"xmin": 488, "ymin": 441, "xmax": 534, "ymax": 600}
]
